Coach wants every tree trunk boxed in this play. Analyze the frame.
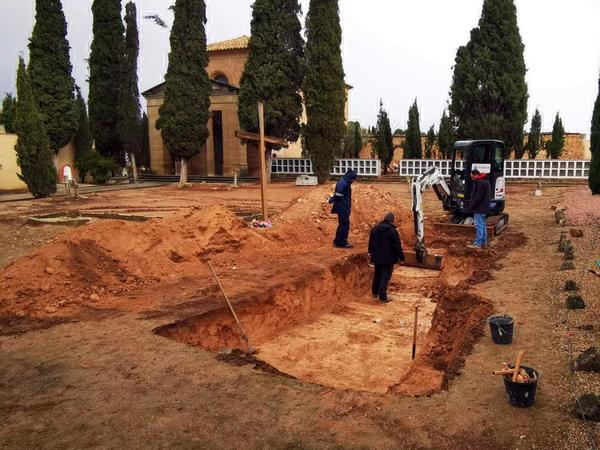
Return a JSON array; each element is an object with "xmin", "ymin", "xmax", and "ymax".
[
  {"xmin": 130, "ymin": 152, "xmax": 139, "ymax": 184},
  {"xmin": 53, "ymin": 152, "xmax": 59, "ymax": 171},
  {"xmin": 179, "ymin": 157, "xmax": 189, "ymax": 187}
]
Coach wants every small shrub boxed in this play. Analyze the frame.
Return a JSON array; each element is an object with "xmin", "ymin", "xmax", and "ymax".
[{"xmin": 75, "ymin": 151, "xmax": 118, "ymax": 185}]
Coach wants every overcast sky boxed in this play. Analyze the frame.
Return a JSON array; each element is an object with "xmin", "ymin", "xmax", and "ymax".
[{"xmin": 1, "ymin": 0, "xmax": 600, "ymax": 134}]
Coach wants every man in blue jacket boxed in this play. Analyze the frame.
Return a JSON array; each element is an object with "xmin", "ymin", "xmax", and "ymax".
[
  {"xmin": 330, "ymin": 169, "xmax": 358, "ymax": 249},
  {"xmin": 368, "ymin": 212, "xmax": 405, "ymax": 303},
  {"xmin": 467, "ymin": 169, "xmax": 492, "ymax": 248}
]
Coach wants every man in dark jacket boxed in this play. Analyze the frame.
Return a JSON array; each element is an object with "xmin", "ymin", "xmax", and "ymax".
[
  {"xmin": 467, "ymin": 169, "xmax": 492, "ymax": 248},
  {"xmin": 330, "ymin": 169, "xmax": 358, "ymax": 248},
  {"xmin": 368, "ymin": 213, "xmax": 405, "ymax": 303}
]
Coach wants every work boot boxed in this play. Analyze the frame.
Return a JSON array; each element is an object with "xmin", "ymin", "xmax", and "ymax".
[{"xmin": 334, "ymin": 243, "xmax": 354, "ymax": 249}]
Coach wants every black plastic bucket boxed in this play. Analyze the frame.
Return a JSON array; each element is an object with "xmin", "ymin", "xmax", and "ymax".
[
  {"xmin": 488, "ymin": 315, "xmax": 514, "ymax": 345},
  {"xmin": 503, "ymin": 366, "xmax": 539, "ymax": 408}
]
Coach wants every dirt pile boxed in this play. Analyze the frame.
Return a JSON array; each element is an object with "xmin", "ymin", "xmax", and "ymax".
[
  {"xmin": 275, "ymin": 184, "xmax": 418, "ymax": 245},
  {"xmin": 0, "ymin": 205, "xmax": 272, "ymax": 318}
]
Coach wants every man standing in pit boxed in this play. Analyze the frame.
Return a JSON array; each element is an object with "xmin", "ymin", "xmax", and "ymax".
[
  {"xmin": 467, "ymin": 169, "xmax": 492, "ymax": 248},
  {"xmin": 330, "ymin": 169, "xmax": 358, "ymax": 249},
  {"xmin": 368, "ymin": 212, "xmax": 405, "ymax": 303}
]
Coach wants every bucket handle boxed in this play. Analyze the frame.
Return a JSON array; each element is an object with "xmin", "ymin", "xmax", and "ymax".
[{"xmin": 496, "ymin": 324, "xmax": 513, "ymax": 337}]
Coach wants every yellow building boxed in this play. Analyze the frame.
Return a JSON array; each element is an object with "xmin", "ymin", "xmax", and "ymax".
[
  {"xmin": 144, "ymin": 36, "xmax": 352, "ymax": 176},
  {"xmin": 0, "ymin": 128, "xmax": 78, "ymax": 193}
]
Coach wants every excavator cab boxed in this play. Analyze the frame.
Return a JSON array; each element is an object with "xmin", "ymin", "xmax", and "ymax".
[{"xmin": 448, "ymin": 140, "xmax": 506, "ymax": 217}]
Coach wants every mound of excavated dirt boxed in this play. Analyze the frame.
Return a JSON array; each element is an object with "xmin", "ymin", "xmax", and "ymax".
[
  {"xmin": 0, "ymin": 184, "xmax": 426, "ymax": 326},
  {"xmin": 275, "ymin": 184, "xmax": 418, "ymax": 246},
  {"xmin": 0, "ymin": 205, "xmax": 274, "ymax": 318}
]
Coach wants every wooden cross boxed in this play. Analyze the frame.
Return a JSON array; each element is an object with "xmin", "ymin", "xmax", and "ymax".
[{"xmin": 235, "ymin": 102, "xmax": 285, "ymax": 222}]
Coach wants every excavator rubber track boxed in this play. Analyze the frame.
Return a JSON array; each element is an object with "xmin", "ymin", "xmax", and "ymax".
[{"xmin": 432, "ymin": 213, "xmax": 510, "ymax": 239}]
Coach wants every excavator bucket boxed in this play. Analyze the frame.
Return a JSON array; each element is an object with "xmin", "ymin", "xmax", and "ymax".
[{"xmin": 402, "ymin": 251, "xmax": 444, "ymax": 271}]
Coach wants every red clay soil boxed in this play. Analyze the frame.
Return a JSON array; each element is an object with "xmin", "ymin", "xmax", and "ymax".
[
  {"xmin": 0, "ymin": 184, "xmax": 421, "ymax": 334},
  {"xmin": 0, "ymin": 182, "xmax": 524, "ymax": 397}
]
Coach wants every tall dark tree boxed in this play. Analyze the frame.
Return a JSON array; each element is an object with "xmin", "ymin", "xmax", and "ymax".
[
  {"xmin": 342, "ymin": 121, "xmax": 362, "ymax": 158},
  {"xmin": 73, "ymin": 87, "xmax": 92, "ymax": 161},
  {"xmin": 0, "ymin": 94, "xmax": 17, "ymax": 133},
  {"xmin": 304, "ymin": 0, "xmax": 346, "ymax": 182},
  {"xmin": 545, "ymin": 113, "xmax": 565, "ymax": 159},
  {"xmin": 404, "ymin": 100, "xmax": 422, "ymax": 159},
  {"xmin": 438, "ymin": 110, "xmax": 455, "ymax": 159},
  {"xmin": 373, "ymin": 101, "xmax": 394, "ymax": 173},
  {"xmin": 14, "ymin": 57, "xmax": 57, "ymax": 197},
  {"xmin": 238, "ymin": 0, "xmax": 304, "ymax": 147},
  {"xmin": 525, "ymin": 108, "xmax": 542, "ymax": 160},
  {"xmin": 89, "ymin": 0, "xmax": 125, "ymax": 165},
  {"xmin": 449, "ymin": 0, "xmax": 528, "ymax": 157},
  {"xmin": 28, "ymin": 0, "xmax": 77, "ymax": 160},
  {"xmin": 425, "ymin": 125, "xmax": 436, "ymax": 159},
  {"xmin": 140, "ymin": 112, "xmax": 151, "ymax": 169},
  {"xmin": 590, "ymin": 77, "xmax": 600, "ymax": 194},
  {"xmin": 352, "ymin": 121, "xmax": 363, "ymax": 158},
  {"xmin": 156, "ymin": 0, "xmax": 211, "ymax": 186},
  {"xmin": 118, "ymin": 1, "xmax": 143, "ymax": 183}
]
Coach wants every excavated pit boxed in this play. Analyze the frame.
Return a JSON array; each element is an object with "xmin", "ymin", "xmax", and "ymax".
[{"xmin": 155, "ymin": 253, "xmax": 492, "ymax": 396}]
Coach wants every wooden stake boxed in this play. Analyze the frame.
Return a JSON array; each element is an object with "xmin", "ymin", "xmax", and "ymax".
[
  {"xmin": 207, "ymin": 260, "xmax": 255, "ymax": 354},
  {"xmin": 412, "ymin": 305, "xmax": 419, "ymax": 360},
  {"xmin": 257, "ymin": 102, "xmax": 269, "ymax": 222},
  {"xmin": 512, "ymin": 350, "xmax": 526, "ymax": 382}
]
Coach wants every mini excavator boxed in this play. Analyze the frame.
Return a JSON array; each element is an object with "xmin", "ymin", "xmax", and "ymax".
[{"xmin": 405, "ymin": 140, "xmax": 510, "ymax": 270}]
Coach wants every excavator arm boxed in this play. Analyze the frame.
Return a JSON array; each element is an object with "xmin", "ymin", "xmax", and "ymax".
[{"xmin": 411, "ymin": 166, "xmax": 451, "ymax": 263}]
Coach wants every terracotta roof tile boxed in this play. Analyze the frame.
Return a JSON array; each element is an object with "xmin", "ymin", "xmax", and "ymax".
[{"xmin": 207, "ymin": 36, "xmax": 250, "ymax": 52}]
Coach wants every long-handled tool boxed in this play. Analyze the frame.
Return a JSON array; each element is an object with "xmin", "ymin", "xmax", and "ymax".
[
  {"xmin": 412, "ymin": 305, "xmax": 419, "ymax": 360},
  {"xmin": 512, "ymin": 350, "xmax": 526, "ymax": 382},
  {"xmin": 207, "ymin": 261, "xmax": 255, "ymax": 354}
]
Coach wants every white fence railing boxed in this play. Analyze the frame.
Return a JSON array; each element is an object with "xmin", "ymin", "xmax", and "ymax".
[
  {"xmin": 399, "ymin": 159, "xmax": 590, "ymax": 180},
  {"xmin": 272, "ymin": 158, "xmax": 591, "ymax": 180},
  {"xmin": 504, "ymin": 160, "xmax": 590, "ymax": 179},
  {"xmin": 271, "ymin": 158, "xmax": 381, "ymax": 177},
  {"xmin": 398, "ymin": 159, "xmax": 465, "ymax": 177}
]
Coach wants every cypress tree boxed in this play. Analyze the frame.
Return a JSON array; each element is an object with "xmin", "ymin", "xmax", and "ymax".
[
  {"xmin": 525, "ymin": 108, "xmax": 542, "ymax": 159},
  {"xmin": 373, "ymin": 101, "xmax": 393, "ymax": 174},
  {"xmin": 546, "ymin": 113, "xmax": 565, "ymax": 159},
  {"xmin": 28, "ymin": 0, "xmax": 77, "ymax": 158},
  {"xmin": 238, "ymin": 0, "xmax": 305, "ymax": 146},
  {"xmin": 140, "ymin": 112, "xmax": 151, "ymax": 169},
  {"xmin": 304, "ymin": 0, "xmax": 346, "ymax": 182},
  {"xmin": 438, "ymin": 110, "xmax": 455, "ymax": 159},
  {"xmin": 449, "ymin": 0, "xmax": 528, "ymax": 157},
  {"xmin": 590, "ymin": 77, "xmax": 600, "ymax": 195},
  {"xmin": 73, "ymin": 87, "xmax": 92, "ymax": 161},
  {"xmin": 342, "ymin": 122, "xmax": 355, "ymax": 158},
  {"xmin": 425, "ymin": 125, "xmax": 436, "ymax": 159},
  {"xmin": 352, "ymin": 121, "xmax": 363, "ymax": 158},
  {"xmin": 89, "ymin": 0, "xmax": 125, "ymax": 166},
  {"xmin": 404, "ymin": 100, "xmax": 422, "ymax": 159},
  {"xmin": 156, "ymin": 0, "xmax": 211, "ymax": 186},
  {"xmin": 118, "ymin": 1, "xmax": 143, "ymax": 183},
  {"xmin": 14, "ymin": 57, "xmax": 57, "ymax": 197},
  {"xmin": 0, "ymin": 94, "xmax": 17, "ymax": 133}
]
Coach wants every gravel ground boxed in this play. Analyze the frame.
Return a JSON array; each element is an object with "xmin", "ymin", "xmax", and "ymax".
[
  {"xmin": 557, "ymin": 188, "xmax": 600, "ymax": 448},
  {"xmin": 565, "ymin": 186, "xmax": 600, "ymax": 226}
]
